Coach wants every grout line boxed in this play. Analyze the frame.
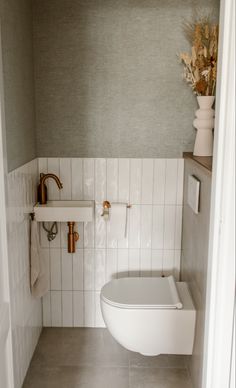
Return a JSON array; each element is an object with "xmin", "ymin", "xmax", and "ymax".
[
  {"xmin": 162, "ymin": 160, "xmax": 167, "ymax": 276},
  {"xmin": 70, "ymin": 158, "xmax": 72, "ymax": 200},
  {"xmin": 72, "ymin": 251, "xmax": 74, "ymax": 327},
  {"xmin": 60, "ymin": 249, "xmax": 62, "ymax": 327},
  {"xmin": 82, "ymin": 158, "xmax": 85, "ymax": 327}
]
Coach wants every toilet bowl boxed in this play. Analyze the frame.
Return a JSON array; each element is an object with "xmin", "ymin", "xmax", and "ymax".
[{"xmin": 100, "ymin": 276, "xmax": 196, "ymax": 356}]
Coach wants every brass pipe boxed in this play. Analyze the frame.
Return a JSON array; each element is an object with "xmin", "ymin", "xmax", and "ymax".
[{"xmin": 67, "ymin": 222, "xmax": 79, "ymax": 253}]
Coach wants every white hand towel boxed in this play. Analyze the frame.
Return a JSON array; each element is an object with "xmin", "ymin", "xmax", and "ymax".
[
  {"xmin": 109, "ymin": 203, "xmax": 127, "ymax": 240},
  {"xmin": 30, "ymin": 219, "xmax": 49, "ymax": 298}
]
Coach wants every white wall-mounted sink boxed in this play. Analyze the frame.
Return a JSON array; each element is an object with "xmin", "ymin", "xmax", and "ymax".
[{"xmin": 34, "ymin": 200, "xmax": 94, "ymax": 222}]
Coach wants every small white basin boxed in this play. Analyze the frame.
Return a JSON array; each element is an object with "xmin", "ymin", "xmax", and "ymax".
[{"xmin": 34, "ymin": 200, "xmax": 94, "ymax": 222}]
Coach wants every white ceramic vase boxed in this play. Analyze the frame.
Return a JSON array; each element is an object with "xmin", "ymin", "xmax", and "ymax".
[{"xmin": 193, "ymin": 96, "xmax": 215, "ymax": 156}]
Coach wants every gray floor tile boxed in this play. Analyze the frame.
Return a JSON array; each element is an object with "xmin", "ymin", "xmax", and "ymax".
[
  {"xmin": 24, "ymin": 328, "xmax": 193, "ymax": 388},
  {"xmin": 129, "ymin": 352, "xmax": 169, "ymax": 368},
  {"xmin": 129, "ymin": 367, "xmax": 193, "ymax": 388},
  {"xmin": 167, "ymin": 355, "xmax": 188, "ymax": 368},
  {"xmin": 30, "ymin": 328, "xmax": 129, "ymax": 368},
  {"xmin": 23, "ymin": 366, "xmax": 129, "ymax": 388}
]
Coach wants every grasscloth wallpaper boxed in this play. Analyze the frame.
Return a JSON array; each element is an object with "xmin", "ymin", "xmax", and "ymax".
[
  {"xmin": 0, "ymin": 0, "xmax": 36, "ymax": 171},
  {"xmin": 1, "ymin": 0, "xmax": 219, "ymax": 170},
  {"xmin": 33, "ymin": 0, "xmax": 219, "ymax": 158}
]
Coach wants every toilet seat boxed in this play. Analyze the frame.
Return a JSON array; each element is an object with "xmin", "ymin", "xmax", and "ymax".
[{"xmin": 101, "ymin": 275, "xmax": 183, "ymax": 310}]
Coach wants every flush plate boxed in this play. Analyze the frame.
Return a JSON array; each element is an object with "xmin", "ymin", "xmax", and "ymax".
[
  {"xmin": 34, "ymin": 200, "xmax": 94, "ymax": 222},
  {"xmin": 187, "ymin": 175, "xmax": 200, "ymax": 214}
]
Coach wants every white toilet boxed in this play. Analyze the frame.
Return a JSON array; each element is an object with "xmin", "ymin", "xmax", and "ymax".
[{"xmin": 100, "ymin": 275, "xmax": 196, "ymax": 356}]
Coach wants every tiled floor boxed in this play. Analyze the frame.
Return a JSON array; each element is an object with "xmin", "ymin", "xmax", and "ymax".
[{"xmin": 23, "ymin": 328, "xmax": 193, "ymax": 388}]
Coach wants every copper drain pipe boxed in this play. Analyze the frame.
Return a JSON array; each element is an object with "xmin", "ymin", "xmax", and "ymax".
[{"xmin": 67, "ymin": 222, "xmax": 79, "ymax": 253}]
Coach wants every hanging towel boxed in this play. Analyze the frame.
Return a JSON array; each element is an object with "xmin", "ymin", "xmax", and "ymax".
[
  {"xmin": 30, "ymin": 219, "xmax": 49, "ymax": 298},
  {"xmin": 108, "ymin": 203, "xmax": 127, "ymax": 240}
]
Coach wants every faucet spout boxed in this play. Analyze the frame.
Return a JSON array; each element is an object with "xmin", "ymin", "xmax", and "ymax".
[{"xmin": 38, "ymin": 173, "xmax": 63, "ymax": 204}]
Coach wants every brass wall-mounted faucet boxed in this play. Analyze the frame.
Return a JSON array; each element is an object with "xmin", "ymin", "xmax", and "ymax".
[{"xmin": 38, "ymin": 173, "xmax": 63, "ymax": 204}]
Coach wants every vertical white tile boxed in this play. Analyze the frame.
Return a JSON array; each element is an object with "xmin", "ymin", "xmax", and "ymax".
[
  {"xmin": 95, "ymin": 159, "xmax": 106, "ymax": 202},
  {"xmin": 71, "ymin": 159, "xmax": 83, "ymax": 200},
  {"xmin": 73, "ymin": 250, "xmax": 83, "ymax": 290},
  {"xmin": 163, "ymin": 250, "xmax": 175, "ymax": 276},
  {"xmin": 141, "ymin": 205, "xmax": 152, "ymax": 249},
  {"xmin": 84, "ymin": 220, "xmax": 94, "ymax": 248},
  {"xmin": 177, "ymin": 159, "xmax": 184, "ymax": 205},
  {"xmin": 60, "ymin": 222, "xmax": 68, "ymax": 248},
  {"xmin": 59, "ymin": 158, "xmax": 72, "ymax": 200},
  {"xmin": 117, "ymin": 249, "xmax": 129, "ymax": 278},
  {"xmin": 153, "ymin": 159, "xmax": 166, "ymax": 205},
  {"xmin": 83, "ymin": 159, "xmax": 95, "ymax": 200},
  {"xmin": 106, "ymin": 249, "xmax": 117, "ymax": 281},
  {"xmin": 73, "ymin": 291, "xmax": 84, "ymax": 326},
  {"xmin": 152, "ymin": 206, "xmax": 164, "ymax": 249},
  {"xmin": 62, "ymin": 291, "xmax": 73, "ymax": 327},
  {"xmin": 51, "ymin": 291, "xmax": 62, "ymax": 327},
  {"xmin": 84, "ymin": 291, "xmax": 95, "ymax": 327},
  {"xmin": 61, "ymin": 249, "xmax": 73, "ymax": 290},
  {"xmin": 174, "ymin": 250, "xmax": 181, "ymax": 280},
  {"xmin": 95, "ymin": 249, "xmax": 106, "ymax": 291},
  {"xmin": 118, "ymin": 159, "xmax": 130, "ymax": 202},
  {"xmin": 140, "ymin": 249, "xmax": 152, "ymax": 276},
  {"xmin": 50, "ymin": 248, "xmax": 61, "ymax": 290},
  {"xmin": 42, "ymin": 292, "xmax": 51, "ymax": 327},
  {"xmin": 128, "ymin": 249, "xmax": 140, "ymax": 276},
  {"xmin": 130, "ymin": 159, "xmax": 142, "ymax": 204},
  {"xmin": 107, "ymin": 221, "xmax": 118, "ymax": 249},
  {"xmin": 107, "ymin": 159, "xmax": 118, "ymax": 202},
  {"xmin": 117, "ymin": 238, "xmax": 128, "ymax": 249},
  {"xmin": 164, "ymin": 206, "xmax": 176, "ymax": 249},
  {"xmin": 84, "ymin": 249, "xmax": 95, "ymax": 290},
  {"xmin": 141, "ymin": 159, "xmax": 154, "ymax": 204},
  {"xmin": 95, "ymin": 292, "xmax": 105, "ymax": 327},
  {"xmin": 175, "ymin": 206, "xmax": 183, "ymax": 249},
  {"xmin": 164, "ymin": 159, "xmax": 178, "ymax": 205},
  {"xmin": 95, "ymin": 204, "xmax": 106, "ymax": 248},
  {"xmin": 129, "ymin": 205, "xmax": 141, "ymax": 248},
  {"xmin": 47, "ymin": 158, "xmax": 60, "ymax": 200},
  {"xmin": 151, "ymin": 250, "xmax": 163, "ymax": 276},
  {"xmin": 117, "ymin": 209, "xmax": 129, "ymax": 249},
  {"xmin": 76, "ymin": 223, "xmax": 84, "ymax": 249},
  {"xmin": 38, "ymin": 158, "xmax": 48, "ymax": 175}
]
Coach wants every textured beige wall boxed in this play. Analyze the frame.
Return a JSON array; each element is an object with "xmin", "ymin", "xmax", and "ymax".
[
  {"xmin": 181, "ymin": 159, "xmax": 212, "ymax": 388},
  {"xmin": 33, "ymin": 0, "xmax": 219, "ymax": 158},
  {"xmin": 0, "ymin": 0, "xmax": 36, "ymax": 171}
]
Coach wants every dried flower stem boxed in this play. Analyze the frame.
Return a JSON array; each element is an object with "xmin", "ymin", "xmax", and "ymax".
[{"xmin": 179, "ymin": 15, "xmax": 219, "ymax": 96}]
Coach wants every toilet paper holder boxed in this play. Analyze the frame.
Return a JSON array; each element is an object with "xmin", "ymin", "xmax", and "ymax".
[{"xmin": 101, "ymin": 200, "xmax": 131, "ymax": 217}]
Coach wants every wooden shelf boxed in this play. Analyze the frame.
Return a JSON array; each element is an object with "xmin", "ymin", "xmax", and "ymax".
[{"xmin": 183, "ymin": 152, "xmax": 212, "ymax": 172}]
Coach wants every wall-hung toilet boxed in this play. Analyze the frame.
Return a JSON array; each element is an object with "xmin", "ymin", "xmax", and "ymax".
[{"xmin": 100, "ymin": 276, "xmax": 196, "ymax": 356}]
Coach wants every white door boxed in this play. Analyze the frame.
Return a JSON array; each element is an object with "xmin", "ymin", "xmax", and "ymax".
[{"xmin": 0, "ymin": 25, "xmax": 14, "ymax": 388}]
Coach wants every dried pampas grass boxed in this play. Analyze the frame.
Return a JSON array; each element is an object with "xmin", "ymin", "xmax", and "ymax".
[{"xmin": 179, "ymin": 14, "xmax": 218, "ymax": 96}]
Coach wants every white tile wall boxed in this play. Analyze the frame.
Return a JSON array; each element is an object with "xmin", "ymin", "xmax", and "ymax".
[
  {"xmin": 7, "ymin": 159, "xmax": 42, "ymax": 388},
  {"xmin": 39, "ymin": 158, "xmax": 184, "ymax": 328}
]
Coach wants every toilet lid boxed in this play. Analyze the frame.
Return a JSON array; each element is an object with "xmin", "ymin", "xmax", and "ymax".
[{"xmin": 101, "ymin": 276, "xmax": 183, "ymax": 309}]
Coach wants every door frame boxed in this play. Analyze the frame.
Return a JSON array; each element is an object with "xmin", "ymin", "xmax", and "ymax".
[
  {"xmin": 0, "ymin": 20, "xmax": 14, "ymax": 388},
  {"xmin": 202, "ymin": 0, "xmax": 235, "ymax": 387}
]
